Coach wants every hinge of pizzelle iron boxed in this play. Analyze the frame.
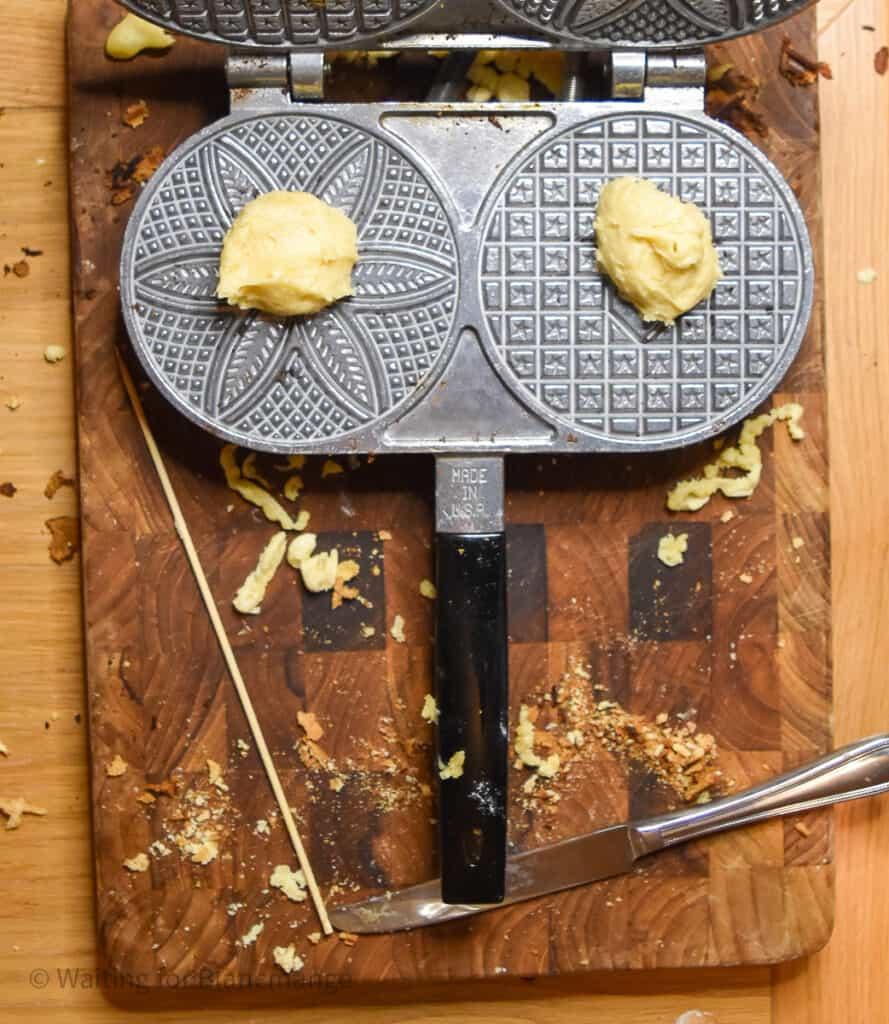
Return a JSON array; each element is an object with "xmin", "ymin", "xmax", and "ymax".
[
  {"xmin": 226, "ymin": 51, "xmax": 325, "ymax": 111},
  {"xmin": 608, "ymin": 50, "xmax": 706, "ymax": 108}
]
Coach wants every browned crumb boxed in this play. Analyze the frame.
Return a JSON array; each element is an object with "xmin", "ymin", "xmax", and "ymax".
[
  {"xmin": 877, "ymin": 46, "xmax": 889, "ymax": 75},
  {"xmin": 337, "ymin": 931, "xmax": 359, "ymax": 947},
  {"xmin": 297, "ymin": 710, "xmax": 324, "ymax": 742},
  {"xmin": 143, "ymin": 779, "xmax": 177, "ymax": 798},
  {"xmin": 519, "ymin": 662, "xmax": 723, "ymax": 807},
  {"xmin": 46, "ymin": 516, "xmax": 79, "ymax": 564},
  {"xmin": 1, "ymin": 796, "xmax": 47, "ymax": 830},
  {"xmin": 794, "ymin": 821, "xmax": 812, "ymax": 837},
  {"xmin": 105, "ymin": 754, "xmax": 128, "ymax": 777},
  {"xmin": 331, "ymin": 558, "xmax": 361, "ymax": 609},
  {"xmin": 0, "ymin": 482, "xmax": 16, "ymax": 498},
  {"xmin": 706, "ymin": 62, "xmax": 768, "ymax": 139},
  {"xmin": 11, "ymin": 259, "xmax": 30, "ymax": 279},
  {"xmin": 44, "ymin": 469, "xmax": 75, "ymax": 499},
  {"xmin": 779, "ymin": 35, "xmax": 832, "ymax": 87},
  {"xmin": 123, "ymin": 99, "xmax": 150, "ymax": 128},
  {"xmin": 123, "ymin": 852, "xmax": 150, "ymax": 873},
  {"xmin": 109, "ymin": 145, "xmax": 166, "ymax": 205}
]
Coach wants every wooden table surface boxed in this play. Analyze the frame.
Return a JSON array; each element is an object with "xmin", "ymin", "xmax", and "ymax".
[{"xmin": 0, "ymin": 0, "xmax": 886, "ymax": 1020}]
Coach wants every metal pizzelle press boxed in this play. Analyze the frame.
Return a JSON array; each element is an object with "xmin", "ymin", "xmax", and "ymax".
[{"xmin": 117, "ymin": 0, "xmax": 815, "ymax": 906}]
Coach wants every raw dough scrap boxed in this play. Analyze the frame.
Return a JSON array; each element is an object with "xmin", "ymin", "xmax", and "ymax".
[
  {"xmin": 233, "ymin": 531, "xmax": 287, "ymax": 615},
  {"xmin": 657, "ymin": 532, "xmax": 688, "ymax": 567},
  {"xmin": 106, "ymin": 14, "xmax": 175, "ymax": 60},
  {"xmin": 594, "ymin": 177, "xmax": 722, "ymax": 324},
  {"xmin": 218, "ymin": 191, "xmax": 358, "ymax": 316},
  {"xmin": 667, "ymin": 403, "xmax": 805, "ymax": 512}
]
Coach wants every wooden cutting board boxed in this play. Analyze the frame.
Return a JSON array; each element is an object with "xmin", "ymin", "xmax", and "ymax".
[{"xmin": 69, "ymin": 0, "xmax": 830, "ymax": 987}]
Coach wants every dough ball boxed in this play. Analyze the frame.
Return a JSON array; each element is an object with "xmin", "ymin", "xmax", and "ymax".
[
  {"xmin": 218, "ymin": 191, "xmax": 358, "ymax": 317},
  {"xmin": 594, "ymin": 177, "xmax": 722, "ymax": 324}
]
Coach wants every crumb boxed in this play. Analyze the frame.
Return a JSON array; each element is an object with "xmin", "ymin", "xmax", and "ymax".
[
  {"xmin": 254, "ymin": 819, "xmax": 270, "ymax": 836},
  {"xmin": 329, "ymin": 777, "xmax": 345, "ymax": 792},
  {"xmin": 44, "ymin": 469, "xmax": 74, "ymax": 499},
  {"xmin": 1, "ymin": 797, "xmax": 47, "ymax": 830},
  {"xmin": 794, "ymin": 821, "xmax": 812, "ymax": 837},
  {"xmin": 206, "ymin": 759, "xmax": 229, "ymax": 793},
  {"xmin": 0, "ymin": 741, "xmax": 7, "ymax": 757},
  {"xmin": 273, "ymin": 945, "xmax": 304, "ymax": 974},
  {"xmin": 421, "ymin": 694, "xmax": 439, "ymax": 724},
  {"xmin": 438, "ymin": 750, "xmax": 466, "ymax": 780},
  {"xmin": 0, "ymin": 482, "xmax": 16, "ymax": 498},
  {"xmin": 148, "ymin": 839, "xmax": 171, "ymax": 858},
  {"xmin": 791, "ymin": 536, "xmax": 805, "ymax": 550},
  {"xmin": 236, "ymin": 738, "xmax": 250, "ymax": 758},
  {"xmin": 123, "ymin": 852, "xmax": 150, "ymax": 873},
  {"xmin": 233, "ymin": 531, "xmax": 288, "ymax": 614},
  {"xmin": 378, "ymin": 529, "xmax": 392, "ymax": 541},
  {"xmin": 321, "ymin": 459, "xmax": 344, "ymax": 478},
  {"xmin": 307, "ymin": 931, "xmax": 322, "ymax": 945},
  {"xmin": 739, "ymin": 573, "xmax": 754, "ymax": 584},
  {"xmin": 297, "ymin": 711, "xmax": 324, "ymax": 742},
  {"xmin": 720, "ymin": 509, "xmax": 735, "ymax": 523},
  {"xmin": 338, "ymin": 931, "xmax": 359, "ymax": 947},
  {"xmin": 5, "ymin": 396, "xmax": 20, "ymax": 411},
  {"xmin": 657, "ymin": 532, "xmax": 688, "ymax": 567},
  {"xmin": 779, "ymin": 35, "xmax": 833, "ymax": 87},
  {"xmin": 12, "ymin": 260, "xmax": 29, "ymax": 279},
  {"xmin": 226, "ymin": 901, "xmax": 245, "ymax": 917},
  {"xmin": 419, "ymin": 579, "xmax": 437, "ymax": 600},
  {"xmin": 390, "ymin": 614, "xmax": 406, "ymax": 644},
  {"xmin": 105, "ymin": 754, "xmax": 128, "ymax": 777},
  {"xmin": 237, "ymin": 922, "xmax": 264, "ymax": 948},
  {"xmin": 123, "ymin": 100, "xmax": 150, "ymax": 128},
  {"xmin": 857, "ymin": 268, "xmax": 878, "ymax": 284},
  {"xmin": 45, "ymin": 516, "xmax": 79, "ymax": 564},
  {"xmin": 360, "ymin": 624, "xmax": 376, "ymax": 639},
  {"xmin": 270, "ymin": 864, "xmax": 307, "ymax": 903}
]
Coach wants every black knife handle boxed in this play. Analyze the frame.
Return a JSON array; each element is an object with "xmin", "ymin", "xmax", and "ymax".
[{"xmin": 435, "ymin": 531, "xmax": 508, "ymax": 905}]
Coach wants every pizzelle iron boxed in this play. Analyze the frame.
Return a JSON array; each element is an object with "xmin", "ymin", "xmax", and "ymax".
[{"xmin": 118, "ymin": 0, "xmax": 815, "ymax": 905}]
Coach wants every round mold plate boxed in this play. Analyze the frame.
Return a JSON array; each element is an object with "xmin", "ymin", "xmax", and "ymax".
[
  {"xmin": 491, "ymin": 0, "xmax": 812, "ymax": 49},
  {"xmin": 121, "ymin": 111, "xmax": 459, "ymax": 452},
  {"xmin": 122, "ymin": 0, "xmax": 437, "ymax": 49},
  {"xmin": 477, "ymin": 110, "xmax": 814, "ymax": 451}
]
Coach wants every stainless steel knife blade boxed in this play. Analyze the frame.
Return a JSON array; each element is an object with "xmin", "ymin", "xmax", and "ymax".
[
  {"xmin": 329, "ymin": 824, "xmax": 642, "ymax": 933},
  {"xmin": 329, "ymin": 735, "xmax": 889, "ymax": 933}
]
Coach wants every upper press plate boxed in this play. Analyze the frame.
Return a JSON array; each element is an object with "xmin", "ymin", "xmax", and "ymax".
[
  {"xmin": 120, "ymin": 103, "xmax": 813, "ymax": 455},
  {"xmin": 120, "ymin": 0, "xmax": 813, "ymax": 50}
]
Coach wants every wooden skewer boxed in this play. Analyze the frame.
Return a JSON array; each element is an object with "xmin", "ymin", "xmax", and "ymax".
[{"xmin": 115, "ymin": 349, "xmax": 333, "ymax": 936}]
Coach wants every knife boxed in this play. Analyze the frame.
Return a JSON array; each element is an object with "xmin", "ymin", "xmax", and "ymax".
[{"xmin": 330, "ymin": 734, "xmax": 889, "ymax": 933}]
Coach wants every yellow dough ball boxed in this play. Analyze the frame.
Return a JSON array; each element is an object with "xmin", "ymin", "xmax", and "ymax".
[
  {"xmin": 594, "ymin": 177, "xmax": 722, "ymax": 324},
  {"xmin": 217, "ymin": 191, "xmax": 358, "ymax": 317}
]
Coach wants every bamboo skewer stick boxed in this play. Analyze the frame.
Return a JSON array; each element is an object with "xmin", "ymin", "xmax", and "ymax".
[{"xmin": 115, "ymin": 349, "xmax": 333, "ymax": 936}]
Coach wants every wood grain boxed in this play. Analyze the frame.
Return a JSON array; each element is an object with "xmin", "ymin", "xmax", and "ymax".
[
  {"xmin": 1, "ymin": 0, "xmax": 887, "ymax": 1020},
  {"xmin": 66, "ymin": 0, "xmax": 831, "ymax": 987}
]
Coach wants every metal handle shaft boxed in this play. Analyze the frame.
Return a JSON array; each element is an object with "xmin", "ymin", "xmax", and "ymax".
[{"xmin": 635, "ymin": 734, "xmax": 889, "ymax": 854}]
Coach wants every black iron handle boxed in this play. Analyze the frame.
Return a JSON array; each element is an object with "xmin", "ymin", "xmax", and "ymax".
[
  {"xmin": 433, "ymin": 456, "xmax": 508, "ymax": 905},
  {"xmin": 435, "ymin": 532, "xmax": 509, "ymax": 904}
]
